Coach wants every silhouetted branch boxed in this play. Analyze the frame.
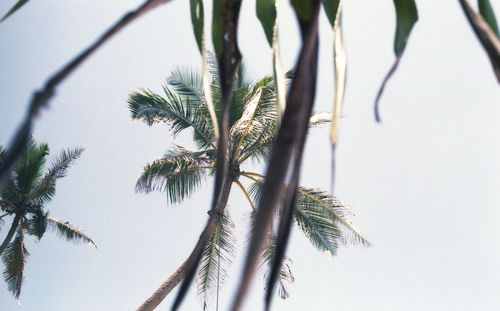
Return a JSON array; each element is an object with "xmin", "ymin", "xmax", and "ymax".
[{"xmin": 0, "ymin": 0, "xmax": 172, "ymax": 190}]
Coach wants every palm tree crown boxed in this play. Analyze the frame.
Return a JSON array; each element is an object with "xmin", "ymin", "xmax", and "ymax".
[
  {"xmin": 0, "ymin": 137, "xmax": 96, "ymax": 299},
  {"xmin": 128, "ymin": 59, "xmax": 369, "ymax": 307}
]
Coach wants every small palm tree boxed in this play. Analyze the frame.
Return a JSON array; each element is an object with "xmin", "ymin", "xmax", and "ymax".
[
  {"xmin": 129, "ymin": 59, "xmax": 369, "ymax": 310},
  {"xmin": 0, "ymin": 137, "xmax": 96, "ymax": 299}
]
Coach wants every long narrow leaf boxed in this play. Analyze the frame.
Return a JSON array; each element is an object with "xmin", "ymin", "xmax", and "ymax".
[
  {"xmin": 233, "ymin": 1, "xmax": 322, "ymax": 309},
  {"xmin": 478, "ymin": 0, "xmax": 499, "ymax": 37},
  {"xmin": 0, "ymin": 0, "xmax": 30, "ymax": 23},
  {"xmin": 374, "ymin": 0, "xmax": 418, "ymax": 122}
]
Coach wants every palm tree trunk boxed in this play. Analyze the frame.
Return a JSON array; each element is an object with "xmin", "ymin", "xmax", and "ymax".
[
  {"xmin": 0, "ymin": 213, "xmax": 21, "ymax": 256},
  {"xmin": 136, "ymin": 178, "xmax": 234, "ymax": 311}
]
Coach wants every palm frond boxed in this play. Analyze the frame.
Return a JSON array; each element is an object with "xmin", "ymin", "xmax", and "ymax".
[
  {"xmin": 196, "ymin": 211, "xmax": 235, "ymax": 307},
  {"xmin": 260, "ymin": 234, "xmax": 295, "ymax": 300},
  {"xmin": 167, "ymin": 67, "xmax": 204, "ymax": 104},
  {"xmin": 135, "ymin": 145, "xmax": 213, "ymax": 205},
  {"xmin": 46, "ymin": 217, "xmax": 97, "ymax": 248},
  {"xmin": 14, "ymin": 137, "xmax": 48, "ymax": 195},
  {"xmin": 29, "ymin": 148, "xmax": 83, "ymax": 205},
  {"xmin": 26, "ymin": 207, "xmax": 48, "ymax": 240},
  {"xmin": 128, "ymin": 87, "xmax": 216, "ymax": 149},
  {"xmin": 295, "ymin": 187, "xmax": 370, "ymax": 256},
  {"xmin": 2, "ymin": 231, "xmax": 29, "ymax": 298},
  {"xmin": 234, "ymin": 84, "xmax": 279, "ymax": 164}
]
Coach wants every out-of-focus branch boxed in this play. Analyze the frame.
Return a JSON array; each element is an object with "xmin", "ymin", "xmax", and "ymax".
[
  {"xmin": 459, "ymin": 0, "xmax": 500, "ymax": 82},
  {"xmin": 0, "ymin": 0, "xmax": 172, "ymax": 189}
]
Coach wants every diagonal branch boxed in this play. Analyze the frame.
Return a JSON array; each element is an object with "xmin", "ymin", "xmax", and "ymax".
[{"xmin": 0, "ymin": 0, "xmax": 172, "ymax": 190}]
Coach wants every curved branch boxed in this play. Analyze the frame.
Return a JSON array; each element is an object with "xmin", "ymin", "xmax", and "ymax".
[{"xmin": 0, "ymin": 0, "xmax": 172, "ymax": 190}]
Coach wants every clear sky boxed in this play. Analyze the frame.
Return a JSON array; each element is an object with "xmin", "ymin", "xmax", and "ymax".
[{"xmin": 1, "ymin": 0, "xmax": 499, "ymax": 310}]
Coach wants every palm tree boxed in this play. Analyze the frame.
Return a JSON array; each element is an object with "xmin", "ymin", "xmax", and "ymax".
[
  {"xmin": 0, "ymin": 137, "xmax": 96, "ymax": 299},
  {"xmin": 128, "ymin": 59, "xmax": 370, "ymax": 311}
]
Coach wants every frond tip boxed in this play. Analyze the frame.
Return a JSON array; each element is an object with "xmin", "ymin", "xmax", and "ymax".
[
  {"xmin": 47, "ymin": 217, "xmax": 97, "ymax": 248},
  {"xmin": 295, "ymin": 187, "xmax": 370, "ymax": 256},
  {"xmin": 197, "ymin": 211, "xmax": 236, "ymax": 307},
  {"xmin": 2, "ymin": 234, "xmax": 29, "ymax": 298}
]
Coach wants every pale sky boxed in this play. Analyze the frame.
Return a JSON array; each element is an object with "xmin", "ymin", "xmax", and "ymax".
[{"xmin": 1, "ymin": 0, "xmax": 499, "ymax": 310}]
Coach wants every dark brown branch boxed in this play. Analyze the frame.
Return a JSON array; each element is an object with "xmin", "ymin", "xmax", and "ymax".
[{"xmin": 0, "ymin": 0, "xmax": 172, "ymax": 190}]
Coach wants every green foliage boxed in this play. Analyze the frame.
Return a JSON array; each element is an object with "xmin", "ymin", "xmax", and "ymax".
[
  {"xmin": 393, "ymin": 0, "xmax": 419, "ymax": 55},
  {"xmin": 0, "ymin": 137, "xmax": 95, "ymax": 299},
  {"xmin": 322, "ymin": 0, "xmax": 341, "ymax": 27},
  {"xmin": 46, "ymin": 217, "xmax": 97, "ymax": 248},
  {"xmin": 2, "ymin": 233, "xmax": 29, "ymax": 298},
  {"xmin": 190, "ymin": 0, "xmax": 205, "ymax": 53},
  {"xmin": 0, "ymin": 0, "xmax": 30, "ymax": 23},
  {"xmin": 296, "ymin": 187, "xmax": 370, "ymax": 254},
  {"xmin": 256, "ymin": 0, "xmax": 277, "ymax": 46},
  {"xmin": 478, "ymin": 0, "xmax": 499, "ymax": 37},
  {"xmin": 136, "ymin": 145, "xmax": 214, "ymax": 205},
  {"xmin": 197, "ymin": 211, "xmax": 235, "ymax": 306}
]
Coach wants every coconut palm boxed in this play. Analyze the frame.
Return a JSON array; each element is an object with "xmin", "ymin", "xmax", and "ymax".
[
  {"xmin": 128, "ymin": 60, "xmax": 369, "ymax": 311},
  {"xmin": 0, "ymin": 137, "xmax": 96, "ymax": 299}
]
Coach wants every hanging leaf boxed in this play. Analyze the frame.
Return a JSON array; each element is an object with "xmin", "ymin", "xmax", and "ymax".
[
  {"xmin": 322, "ymin": 0, "xmax": 341, "ymax": 27},
  {"xmin": 330, "ymin": 7, "xmax": 347, "ymax": 193},
  {"xmin": 256, "ymin": 0, "xmax": 277, "ymax": 46},
  {"xmin": 190, "ymin": 0, "xmax": 204, "ymax": 53},
  {"xmin": 460, "ymin": 0, "xmax": 500, "ymax": 83},
  {"xmin": 478, "ymin": 0, "xmax": 499, "ymax": 37},
  {"xmin": 374, "ymin": 0, "xmax": 418, "ymax": 122},
  {"xmin": 0, "ymin": 0, "xmax": 30, "ymax": 23}
]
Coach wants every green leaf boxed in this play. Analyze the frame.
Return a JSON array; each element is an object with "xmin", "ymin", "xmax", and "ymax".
[
  {"xmin": 0, "ymin": 0, "xmax": 30, "ymax": 23},
  {"xmin": 46, "ymin": 217, "xmax": 97, "ymax": 248},
  {"xmin": 2, "ymin": 233, "xmax": 29, "ymax": 298},
  {"xmin": 291, "ymin": 0, "xmax": 314, "ymax": 21},
  {"xmin": 393, "ymin": 0, "xmax": 419, "ymax": 56},
  {"xmin": 478, "ymin": 0, "xmax": 499, "ymax": 37},
  {"xmin": 211, "ymin": 0, "xmax": 224, "ymax": 57},
  {"xmin": 190, "ymin": 0, "xmax": 205, "ymax": 53},
  {"xmin": 374, "ymin": 0, "xmax": 418, "ymax": 122},
  {"xmin": 256, "ymin": 0, "xmax": 277, "ymax": 46},
  {"xmin": 322, "ymin": 0, "xmax": 341, "ymax": 27},
  {"xmin": 136, "ymin": 146, "xmax": 213, "ymax": 205},
  {"xmin": 196, "ymin": 211, "xmax": 235, "ymax": 306}
]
